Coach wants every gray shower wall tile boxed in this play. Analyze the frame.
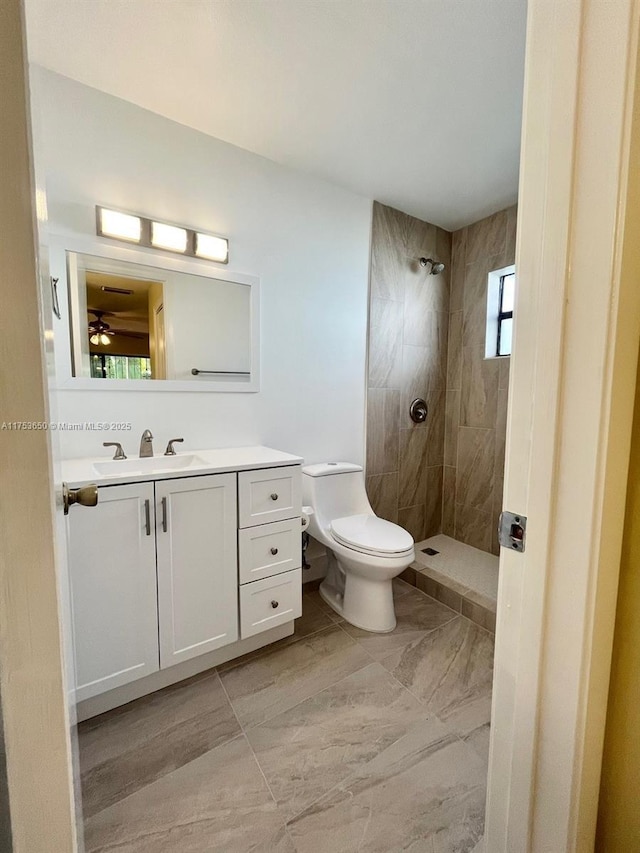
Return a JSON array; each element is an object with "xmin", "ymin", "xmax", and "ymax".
[
  {"xmin": 366, "ymin": 201, "xmax": 452, "ymax": 538},
  {"xmin": 465, "ymin": 208, "xmax": 508, "ymax": 264},
  {"xmin": 398, "ymin": 503, "xmax": 428, "ymax": 542},
  {"xmin": 444, "ymin": 388, "xmax": 461, "ymax": 468},
  {"xmin": 446, "ymin": 310, "xmax": 463, "ymax": 391},
  {"xmin": 499, "ymin": 357, "xmax": 510, "ymax": 390},
  {"xmin": 436, "ymin": 228, "xmax": 453, "ymax": 267},
  {"xmin": 366, "ymin": 388, "xmax": 400, "ymax": 475},
  {"xmin": 425, "ymin": 466, "xmax": 444, "ymax": 538},
  {"xmin": 450, "ymin": 228, "xmax": 466, "ymax": 313},
  {"xmin": 398, "ymin": 384, "xmax": 446, "ymax": 464},
  {"xmin": 371, "ymin": 204, "xmax": 407, "ymax": 301},
  {"xmin": 455, "ymin": 502, "xmax": 493, "ymax": 553},
  {"xmin": 404, "ymin": 275, "xmax": 448, "ymax": 339},
  {"xmin": 405, "ymin": 215, "xmax": 438, "ymax": 258},
  {"xmin": 461, "ymin": 345, "xmax": 499, "ymax": 430},
  {"xmin": 368, "ymin": 298, "xmax": 404, "ymax": 389},
  {"xmin": 366, "ymin": 473, "xmax": 399, "ymax": 524},
  {"xmin": 456, "ymin": 427, "xmax": 495, "ymax": 516},
  {"xmin": 398, "ymin": 428, "xmax": 430, "ymax": 508},
  {"xmin": 441, "ymin": 206, "xmax": 517, "ymax": 555},
  {"xmin": 442, "ymin": 466, "xmax": 456, "ymax": 536}
]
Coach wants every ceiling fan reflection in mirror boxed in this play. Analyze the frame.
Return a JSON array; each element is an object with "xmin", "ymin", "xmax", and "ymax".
[
  {"xmin": 88, "ymin": 310, "xmax": 149, "ymax": 346},
  {"xmin": 88, "ymin": 310, "xmax": 114, "ymax": 346}
]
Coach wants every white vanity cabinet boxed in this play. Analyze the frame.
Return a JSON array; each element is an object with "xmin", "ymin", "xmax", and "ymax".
[
  {"xmin": 67, "ymin": 482, "xmax": 160, "ymax": 701},
  {"xmin": 237, "ymin": 465, "xmax": 303, "ymax": 638},
  {"xmin": 155, "ymin": 474, "xmax": 238, "ymax": 668},
  {"xmin": 65, "ymin": 450, "xmax": 303, "ymax": 712}
]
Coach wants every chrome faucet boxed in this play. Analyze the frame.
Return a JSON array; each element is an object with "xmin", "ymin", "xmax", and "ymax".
[{"xmin": 139, "ymin": 429, "xmax": 154, "ymax": 458}]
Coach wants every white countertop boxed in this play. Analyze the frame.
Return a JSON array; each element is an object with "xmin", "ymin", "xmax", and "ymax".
[{"xmin": 62, "ymin": 445, "xmax": 304, "ymax": 488}]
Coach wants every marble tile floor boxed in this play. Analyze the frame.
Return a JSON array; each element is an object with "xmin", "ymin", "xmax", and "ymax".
[{"xmin": 79, "ymin": 580, "xmax": 494, "ymax": 853}]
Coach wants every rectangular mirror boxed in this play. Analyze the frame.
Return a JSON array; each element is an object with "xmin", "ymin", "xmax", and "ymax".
[{"xmin": 50, "ymin": 238, "xmax": 259, "ymax": 392}]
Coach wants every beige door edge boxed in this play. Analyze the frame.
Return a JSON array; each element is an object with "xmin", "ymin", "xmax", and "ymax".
[{"xmin": 0, "ymin": 0, "xmax": 78, "ymax": 850}]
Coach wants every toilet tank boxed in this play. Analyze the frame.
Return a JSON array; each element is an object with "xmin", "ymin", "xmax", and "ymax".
[{"xmin": 302, "ymin": 463, "xmax": 373, "ymax": 530}]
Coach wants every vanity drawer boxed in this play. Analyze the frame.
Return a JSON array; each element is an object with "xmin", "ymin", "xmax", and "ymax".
[
  {"xmin": 239, "ymin": 518, "xmax": 301, "ymax": 584},
  {"xmin": 238, "ymin": 465, "xmax": 302, "ymax": 528},
  {"xmin": 240, "ymin": 569, "xmax": 302, "ymax": 639}
]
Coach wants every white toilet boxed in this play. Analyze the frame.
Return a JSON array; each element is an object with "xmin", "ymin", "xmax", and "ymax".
[{"xmin": 302, "ymin": 462, "xmax": 415, "ymax": 633}]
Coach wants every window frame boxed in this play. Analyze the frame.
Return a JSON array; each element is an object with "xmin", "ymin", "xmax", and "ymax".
[
  {"xmin": 496, "ymin": 271, "xmax": 515, "ymax": 357},
  {"xmin": 485, "ymin": 263, "xmax": 516, "ymax": 360}
]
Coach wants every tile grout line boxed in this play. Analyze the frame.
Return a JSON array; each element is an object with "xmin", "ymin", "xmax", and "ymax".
[
  {"xmin": 214, "ymin": 669, "xmax": 290, "ymax": 836},
  {"xmin": 227, "ymin": 629, "xmax": 378, "ymax": 734},
  {"xmin": 216, "ymin": 596, "xmax": 341, "ymax": 675},
  {"xmin": 377, "ymin": 614, "xmax": 462, "ymax": 707}
]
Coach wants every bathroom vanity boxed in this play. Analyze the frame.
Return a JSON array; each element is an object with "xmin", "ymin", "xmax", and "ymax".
[{"xmin": 63, "ymin": 446, "xmax": 303, "ymax": 719}]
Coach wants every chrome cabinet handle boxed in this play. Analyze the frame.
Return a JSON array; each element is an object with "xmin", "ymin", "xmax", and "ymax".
[
  {"xmin": 161, "ymin": 496, "xmax": 168, "ymax": 532},
  {"xmin": 270, "ymin": 547, "xmax": 278, "ymax": 555},
  {"xmin": 271, "ymin": 600, "xmax": 279, "ymax": 609},
  {"xmin": 144, "ymin": 499, "xmax": 151, "ymax": 536},
  {"xmin": 270, "ymin": 493, "xmax": 278, "ymax": 501}
]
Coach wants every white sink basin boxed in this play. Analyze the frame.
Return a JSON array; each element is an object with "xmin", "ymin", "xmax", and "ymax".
[{"xmin": 93, "ymin": 454, "xmax": 206, "ymax": 476}]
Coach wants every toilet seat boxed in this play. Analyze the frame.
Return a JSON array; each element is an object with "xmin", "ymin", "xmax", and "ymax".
[{"xmin": 330, "ymin": 513, "xmax": 414, "ymax": 558}]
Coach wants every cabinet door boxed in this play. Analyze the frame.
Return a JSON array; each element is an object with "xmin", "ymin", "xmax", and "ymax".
[
  {"xmin": 67, "ymin": 482, "xmax": 159, "ymax": 702},
  {"xmin": 156, "ymin": 473, "xmax": 238, "ymax": 668}
]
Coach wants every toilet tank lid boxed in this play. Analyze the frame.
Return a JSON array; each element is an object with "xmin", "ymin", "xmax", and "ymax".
[{"xmin": 302, "ymin": 462, "xmax": 363, "ymax": 477}]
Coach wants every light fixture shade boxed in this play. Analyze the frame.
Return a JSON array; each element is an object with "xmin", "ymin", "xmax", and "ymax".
[
  {"xmin": 151, "ymin": 221, "xmax": 188, "ymax": 253},
  {"xmin": 99, "ymin": 333, "xmax": 111, "ymax": 346},
  {"xmin": 195, "ymin": 232, "xmax": 229, "ymax": 263},
  {"xmin": 98, "ymin": 207, "xmax": 142, "ymax": 243},
  {"xmin": 89, "ymin": 333, "xmax": 100, "ymax": 345}
]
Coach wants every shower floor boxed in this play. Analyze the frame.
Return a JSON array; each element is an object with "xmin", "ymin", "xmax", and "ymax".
[{"xmin": 400, "ymin": 534, "xmax": 499, "ymax": 633}]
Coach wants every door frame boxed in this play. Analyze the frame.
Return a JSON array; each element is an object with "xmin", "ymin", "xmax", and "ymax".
[
  {"xmin": 486, "ymin": 1, "xmax": 640, "ymax": 850},
  {"xmin": 0, "ymin": 0, "xmax": 78, "ymax": 850}
]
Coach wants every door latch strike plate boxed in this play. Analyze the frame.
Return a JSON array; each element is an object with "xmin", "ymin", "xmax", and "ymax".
[{"xmin": 498, "ymin": 511, "xmax": 527, "ymax": 552}]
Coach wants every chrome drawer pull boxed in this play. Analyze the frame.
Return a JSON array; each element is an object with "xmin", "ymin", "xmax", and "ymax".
[
  {"xmin": 144, "ymin": 499, "xmax": 151, "ymax": 536},
  {"xmin": 271, "ymin": 600, "xmax": 279, "ymax": 609},
  {"xmin": 270, "ymin": 493, "xmax": 278, "ymax": 501},
  {"xmin": 270, "ymin": 547, "xmax": 279, "ymax": 555}
]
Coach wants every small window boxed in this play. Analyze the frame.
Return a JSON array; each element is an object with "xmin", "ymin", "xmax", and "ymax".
[
  {"xmin": 497, "ymin": 272, "xmax": 515, "ymax": 356},
  {"xmin": 485, "ymin": 264, "xmax": 516, "ymax": 359}
]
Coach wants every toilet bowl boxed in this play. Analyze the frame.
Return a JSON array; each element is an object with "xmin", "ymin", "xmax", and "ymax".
[{"xmin": 302, "ymin": 462, "xmax": 415, "ymax": 632}]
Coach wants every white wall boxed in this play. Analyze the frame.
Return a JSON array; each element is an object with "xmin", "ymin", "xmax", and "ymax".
[{"xmin": 30, "ymin": 68, "xmax": 372, "ymax": 464}]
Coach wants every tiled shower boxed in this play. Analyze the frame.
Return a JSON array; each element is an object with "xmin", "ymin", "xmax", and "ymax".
[{"xmin": 366, "ymin": 201, "xmax": 516, "ymax": 557}]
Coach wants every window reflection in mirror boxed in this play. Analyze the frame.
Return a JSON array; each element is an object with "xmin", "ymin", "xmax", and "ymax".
[{"xmin": 67, "ymin": 252, "xmax": 252, "ymax": 383}]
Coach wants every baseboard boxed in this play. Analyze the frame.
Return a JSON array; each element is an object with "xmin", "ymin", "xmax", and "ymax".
[{"xmin": 76, "ymin": 621, "xmax": 294, "ymax": 721}]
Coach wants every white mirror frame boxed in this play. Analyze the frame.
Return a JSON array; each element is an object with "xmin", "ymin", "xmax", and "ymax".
[{"xmin": 48, "ymin": 233, "xmax": 260, "ymax": 393}]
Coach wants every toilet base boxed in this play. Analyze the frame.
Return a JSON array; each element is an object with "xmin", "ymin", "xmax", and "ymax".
[{"xmin": 320, "ymin": 574, "xmax": 397, "ymax": 633}]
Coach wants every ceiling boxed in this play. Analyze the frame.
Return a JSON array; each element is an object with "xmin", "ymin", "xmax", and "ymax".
[
  {"xmin": 85, "ymin": 272, "xmax": 157, "ymax": 335},
  {"xmin": 24, "ymin": 0, "xmax": 527, "ymax": 231}
]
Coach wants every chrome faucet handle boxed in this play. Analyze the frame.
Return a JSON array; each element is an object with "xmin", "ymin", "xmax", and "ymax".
[
  {"xmin": 103, "ymin": 442, "xmax": 127, "ymax": 460},
  {"xmin": 164, "ymin": 438, "xmax": 184, "ymax": 456}
]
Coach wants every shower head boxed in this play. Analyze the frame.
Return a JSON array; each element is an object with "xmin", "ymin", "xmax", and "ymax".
[{"xmin": 419, "ymin": 257, "xmax": 445, "ymax": 275}]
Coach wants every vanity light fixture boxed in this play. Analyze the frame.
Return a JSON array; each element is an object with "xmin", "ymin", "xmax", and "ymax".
[
  {"xmin": 97, "ymin": 207, "xmax": 142, "ymax": 243},
  {"xmin": 194, "ymin": 232, "xmax": 229, "ymax": 263},
  {"xmin": 96, "ymin": 206, "xmax": 229, "ymax": 264},
  {"xmin": 151, "ymin": 221, "xmax": 188, "ymax": 253}
]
